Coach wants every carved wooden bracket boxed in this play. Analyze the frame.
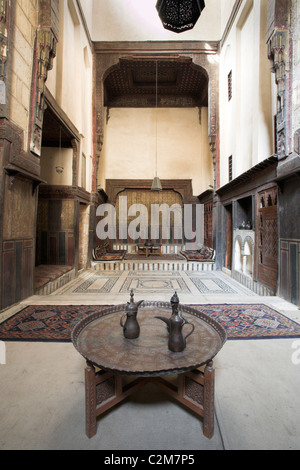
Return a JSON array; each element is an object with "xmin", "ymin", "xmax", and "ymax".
[
  {"xmin": 267, "ymin": 29, "xmax": 289, "ymax": 159},
  {"xmin": 29, "ymin": 0, "xmax": 59, "ymax": 157},
  {"xmin": 30, "ymin": 29, "xmax": 57, "ymax": 156},
  {"xmin": 4, "ymin": 164, "xmax": 47, "ymax": 194}
]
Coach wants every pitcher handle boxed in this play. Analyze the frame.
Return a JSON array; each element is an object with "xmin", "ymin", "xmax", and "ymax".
[
  {"xmin": 120, "ymin": 313, "xmax": 126, "ymax": 327},
  {"xmin": 183, "ymin": 321, "xmax": 195, "ymax": 344}
]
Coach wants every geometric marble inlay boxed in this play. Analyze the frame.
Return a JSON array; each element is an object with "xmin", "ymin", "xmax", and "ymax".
[
  {"xmin": 188, "ymin": 276, "xmax": 237, "ymax": 294},
  {"xmin": 73, "ymin": 275, "xmax": 120, "ymax": 293},
  {"xmin": 119, "ymin": 271, "xmax": 191, "ymax": 294}
]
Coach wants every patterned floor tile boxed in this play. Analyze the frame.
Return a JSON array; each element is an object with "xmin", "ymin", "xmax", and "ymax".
[{"xmin": 119, "ymin": 271, "xmax": 190, "ymax": 294}]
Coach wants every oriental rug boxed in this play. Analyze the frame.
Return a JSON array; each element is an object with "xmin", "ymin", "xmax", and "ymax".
[
  {"xmin": 92, "ymin": 250, "xmax": 127, "ymax": 261},
  {"xmin": 92, "ymin": 244, "xmax": 126, "ymax": 261},
  {"xmin": 180, "ymin": 250, "xmax": 215, "ymax": 262},
  {"xmin": 0, "ymin": 304, "xmax": 300, "ymax": 342}
]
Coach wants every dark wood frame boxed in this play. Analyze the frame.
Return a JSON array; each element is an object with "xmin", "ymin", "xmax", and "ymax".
[
  {"xmin": 105, "ymin": 179, "xmax": 198, "ymax": 204},
  {"xmin": 85, "ymin": 360, "xmax": 215, "ymax": 440}
]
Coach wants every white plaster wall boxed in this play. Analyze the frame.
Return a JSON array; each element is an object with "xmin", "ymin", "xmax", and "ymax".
[
  {"xmin": 46, "ymin": 0, "xmax": 94, "ymax": 191},
  {"xmin": 40, "ymin": 147, "xmax": 73, "ymax": 186},
  {"xmin": 98, "ymin": 107, "xmax": 213, "ymax": 196},
  {"xmin": 220, "ymin": 0, "xmax": 237, "ymax": 32},
  {"xmin": 236, "ymin": 1, "xmax": 255, "ymax": 174},
  {"xmin": 219, "ymin": 0, "xmax": 275, "ymax": 188}
]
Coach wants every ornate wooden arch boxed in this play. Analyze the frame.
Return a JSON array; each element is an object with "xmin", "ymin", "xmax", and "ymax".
[{"xmin": 94, "ymin": 41, "xmax": 219, "ymax": 184}]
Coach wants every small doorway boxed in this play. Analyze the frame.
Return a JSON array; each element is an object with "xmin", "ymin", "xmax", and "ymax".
[
  {"xmin": 78, "ymin": 203, "xmax": 90, "ymax": 270},
  {"xmin": 257, "ymin": 187, "xmax": 278, "ymax": 292},
  {"xmin": 225, "ymin": 204, "xmax": 233, "ymax": 270}
]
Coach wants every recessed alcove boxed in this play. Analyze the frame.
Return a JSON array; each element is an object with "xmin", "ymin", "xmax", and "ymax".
[
  {"xmin": 236, "ymin": 195, "xmax": 253, "ymax": 229},
  {"xmin": 233, "ymin": 230, "xmax": 255, "ymax": 282}
]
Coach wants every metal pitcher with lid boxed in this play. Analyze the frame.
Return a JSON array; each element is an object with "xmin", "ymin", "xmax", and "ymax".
[
  {"xmin": 155, "ymin": 292, "xmax": 195, "ymax": 352},
  {"xmin": 120, "ymin": 289, "xmax": 144, "ymax": 339}
]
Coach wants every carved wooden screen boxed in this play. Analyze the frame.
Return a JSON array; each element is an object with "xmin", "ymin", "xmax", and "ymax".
[
  {"xmin": 204, "ymin": 202, "xmax": 213, "ymax": 248},
  {"xmin": 257, "ymin": 187, "xmax": 278, "ymax": 292},
  {"xmin": 115, "ymin": 189, "xmax": 184, "ymax": 244},
  {"xmin": 225, "ymin": 204, "xmax": 232, "ymax": 269}
]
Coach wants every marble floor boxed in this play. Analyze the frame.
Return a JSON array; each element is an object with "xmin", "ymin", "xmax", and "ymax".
[{"xmin": 0, "ymin": 268, "xmax": 300, "ymax": 451}]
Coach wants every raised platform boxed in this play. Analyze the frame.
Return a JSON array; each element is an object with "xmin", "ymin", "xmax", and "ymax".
[
  {"xmin": 91, "ymin": 244, "xmax": 216, "ymax": 273},
  {"xmin": 117, "ymin": 244, "xmax": 184, "ymax": 255},
  {"xmin": 34, "ymin": 265, "xmax": 76, "ymax": 295},
  {"xmin": 91, "ymin": 260, "xmax": 215, "ymax": 272}
]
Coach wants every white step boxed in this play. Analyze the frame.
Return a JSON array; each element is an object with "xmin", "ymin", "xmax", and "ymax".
[{"xmin": 91, "ymin": 260, "xmax": 215, "ymax": 272}]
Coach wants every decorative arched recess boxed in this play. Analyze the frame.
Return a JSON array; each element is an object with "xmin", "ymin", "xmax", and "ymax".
[{"xmin": 93, "ymin": 41, "xmax": 219, "ymax": 195}]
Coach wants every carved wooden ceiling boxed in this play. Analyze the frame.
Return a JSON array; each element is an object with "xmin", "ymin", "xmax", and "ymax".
[{"xmin": 104, "ymin": 59, "xmax": 208, "ymax": 108}]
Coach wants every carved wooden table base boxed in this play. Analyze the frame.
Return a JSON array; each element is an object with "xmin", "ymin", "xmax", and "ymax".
[
  {"xmin": 137, "ymin": 245, "xmax": 162, "ymax": 257},
  {"xmin": 85, "ymin": 360, "xmax": 215, "ymax": 440}
]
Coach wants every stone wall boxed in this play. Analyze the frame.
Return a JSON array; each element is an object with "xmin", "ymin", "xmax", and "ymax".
[
  {"xmin": 10, "ymin": 0, "xmax": 38, "ymax": 147},
  {"xmin": 0, "ymin": 1, "xmax": 59, "ymax": 310}
]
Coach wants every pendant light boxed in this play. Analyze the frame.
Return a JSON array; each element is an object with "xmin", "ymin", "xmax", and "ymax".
[
  {"xmin": 156, "ymin": 0, "xmax": 205, "ymax": 34},
  {"xmin": 151, "ymin": 61, "xmax": 162, "ymax": 192}
]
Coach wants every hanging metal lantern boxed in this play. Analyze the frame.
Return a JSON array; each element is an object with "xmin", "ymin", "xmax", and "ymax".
[
  {"xmin": 151, "ymin": 176, "xmax": 162, "ymax": 192},
  {"xmin": 156, "ymin": 0, "xmax": 205, "ymax": 33}
]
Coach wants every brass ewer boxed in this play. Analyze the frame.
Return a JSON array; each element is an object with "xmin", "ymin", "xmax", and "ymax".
[
  {"xmin": 155, "ymin": 292, "xmax": 195, "ymax": 352},
  {"xmin": 120, "ymin": 289, "xmax": 144, "ymax": 339}
]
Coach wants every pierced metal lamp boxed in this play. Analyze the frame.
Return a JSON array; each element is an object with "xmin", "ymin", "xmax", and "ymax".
[
  {"xmin": 151, "ymin": 61, "xmax": 162, "ymax": 192},
  {"xmin": 151, "ymin": 176, "xmax": 162, "ymax": 192},
  {"xmin": 156, "ymin": 0, "xmax": 205, "ymax": 34}
]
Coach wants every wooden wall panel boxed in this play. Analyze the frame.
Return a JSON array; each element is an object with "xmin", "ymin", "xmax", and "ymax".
[
  {"xmin": 67, "ymin": 234, "xmax": 74, "ymax": 266},
  {"xmin": 280, "ymin": 239, "xmax": 300, "ymax": 306},
  {"xmin": 204, "ymin": 202, "xmax": 213, "ymax": 248},
  {"xmin": 2, "ymin": 244, "xmax": 15, "ymax": 309},
  {"xmin": 23, "ymin": 242, "xmax": 34, "ymax": 299},
  {"xmin": 49, "ymin": 234, "xmax": 57, "ymax": 265},
  {"xmin": 36, "ymin": 199, "xmax": 75, "ymax": 267},
  {"xmin": 2, "ymin": 239, "xmax": 34, "ymax": 310},
  {"xmin": 114, "ymin": 189, "xmax": 184, "ymax": 244},
  {"xmin": 257, "ymin": 187, "xmax": 278, "ymax": 292}
]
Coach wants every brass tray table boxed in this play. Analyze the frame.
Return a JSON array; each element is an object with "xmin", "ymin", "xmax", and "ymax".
[{"xmin": 71, "ymin": 302, "xmax": 227, "ymax": 439}]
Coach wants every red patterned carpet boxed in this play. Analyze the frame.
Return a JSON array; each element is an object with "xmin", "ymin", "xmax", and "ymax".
[{"xmin": 0, "ymin": 304, "xmax": 300, "ymax": 342}]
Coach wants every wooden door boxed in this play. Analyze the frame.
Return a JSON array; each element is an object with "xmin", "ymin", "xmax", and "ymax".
[
  {"xmin": 204, "ymin": 202, "xmax": 213, "ymax": 248},
  {"xmin": 257, "ymin": 187, "xmax": 278, "ymax": 292},
  {"xmin": 225, "ymin": 204, "xmax": 232, "ymax": 269}
]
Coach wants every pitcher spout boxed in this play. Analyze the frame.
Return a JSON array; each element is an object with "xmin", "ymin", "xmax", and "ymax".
[{"xmin": 155, "ymin": 316, "xmax": 171, "ymax": 331}]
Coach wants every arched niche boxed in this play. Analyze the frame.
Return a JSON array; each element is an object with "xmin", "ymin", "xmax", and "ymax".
[
  {"xmin": 243, "ymin": 239, "xmax": 253, "ymax": 276},
  {"xmin": 234, "ymin": 238, "xmax": 242, "ymax": 272}
]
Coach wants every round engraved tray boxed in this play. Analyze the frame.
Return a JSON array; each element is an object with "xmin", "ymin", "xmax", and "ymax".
[{"xmin": 71, "ymin": 302, "xmax": 227, "ymax": 377}]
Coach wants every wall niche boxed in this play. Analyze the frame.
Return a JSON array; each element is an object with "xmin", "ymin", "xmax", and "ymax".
[
  {"xmin": 232, "ymin": 196, "xmax": 255, "ymax": 287},
  {"xmin": 236, "ymin": 195, "xmax": 254, "ymax": 230}
]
